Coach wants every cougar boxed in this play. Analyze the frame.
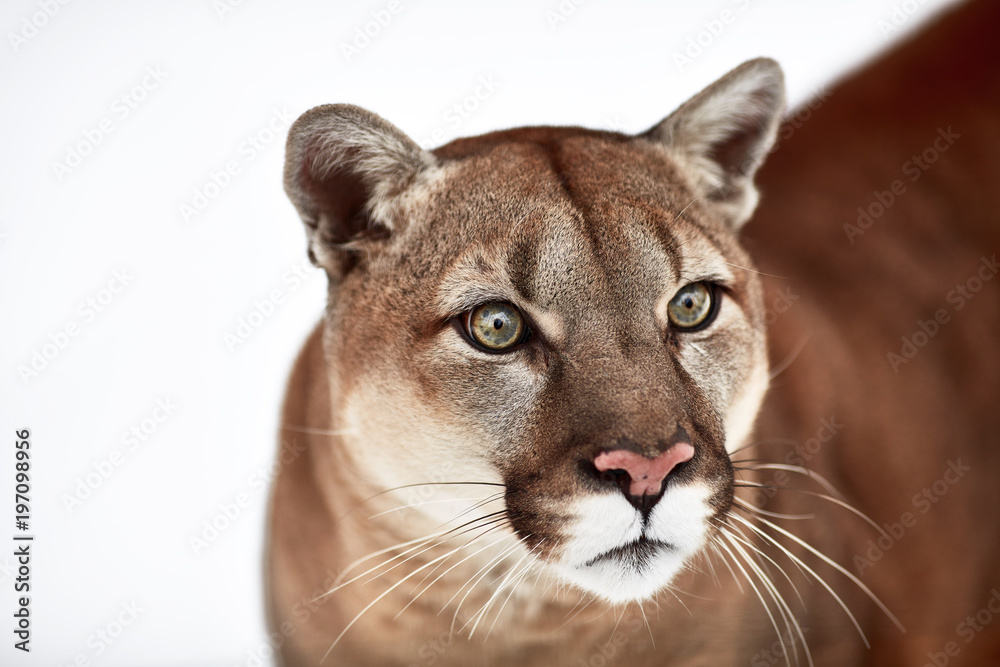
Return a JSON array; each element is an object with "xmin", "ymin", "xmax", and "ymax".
[{"xmin": 267, "ymin": 3, "xmax": 1000, "ymax": 664}]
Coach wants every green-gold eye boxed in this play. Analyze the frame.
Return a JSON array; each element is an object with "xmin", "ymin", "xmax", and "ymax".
[
  {"xmin": 465, "ymin": 302, "xmax": 526, "ymax": 352},
  {"xmin": 667, "ymin": 283, "xmax": 717, "ymax": 330}
]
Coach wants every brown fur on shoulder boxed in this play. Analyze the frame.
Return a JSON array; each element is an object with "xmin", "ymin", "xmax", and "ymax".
[{"xmin": 745, "ymin": 1, "xmax": 1000, "ymax": 663}]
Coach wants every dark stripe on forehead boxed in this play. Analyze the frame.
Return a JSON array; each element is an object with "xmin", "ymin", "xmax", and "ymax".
[
  {"xmin": 491, "ymin": 130, "xmax": 733, "ymax": 309},
  {"xmin": 537, "ymin": 136, "xmax": 686, "ymax": 288},
  {"xmin": 680, "ymin": 213, "xmax": 727, "ymax": 255},
  {"xmin": 537, "ymin": 139, "xmax": 594, "ymax": 237},
  {"xmin": 490, "ymin": 138, "xmax": 608, "ymax": 309},
  {"xmin": 507, "ymin": 219, "xmax": 541, "ymax": 303},
  {"xmin": 647, "ymin": 208, "xmax": 683, "ymax": 285}
]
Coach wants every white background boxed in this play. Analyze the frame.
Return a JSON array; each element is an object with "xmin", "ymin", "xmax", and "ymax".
[{"xmin": 0, "ymin": 0, "xmax": 960, "ymax": 664}]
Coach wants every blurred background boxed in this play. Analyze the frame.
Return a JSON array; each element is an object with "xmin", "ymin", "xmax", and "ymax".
[{"xmin": 0, "ymin": 0, "xmax": 962, "ymax": 664}]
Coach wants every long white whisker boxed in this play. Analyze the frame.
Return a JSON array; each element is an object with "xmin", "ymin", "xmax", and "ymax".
[
  {"xmin": 604, "ymin": 606, "xmax": 628, "ymax": 653},
  {"xmin": 326, "ymin": 481, "xmax": 506, "ymax": 555},
  {"xmin": 721, "ymin": 526, "xmax": 809, "ymax": 667},
  {"xmin": 732, "ymin": 514, "xmax": 907, "ymax": 639},
  {"xmin": 637, "ymin": 602, "xmax": 656, "ymax": 649},
  {"xmin": 395, "ymin": 531, "xmax": 511, "ymax": 620},
  {"xmin": 719, "ymin": 260, "xmax": 788, "ymax": 279},
  {"xmin": 327, "ymin": 513, "xmax": 508, "ymax": 597},
  {"xmin": 280, "ymin": 424, "xmax": 356, "ymax": 437},
  {"xmin": 699, "ymin": 544, "xmax": 723, "ymax": 589},
  {"xmin": 741, "ymin": 482, "xmax": 886, "ymax": 536},
  {"xmin": 769, "ymin": 335, "xmax": 810, "ymax": 381},
  {"xmin": 708, "ymin": 538, "xmax": 744, "ymax": 594},
  {"xmin": 448, "ymin": 540, "xmax": 524, "ymax": 634},
  {"xmin": 367, "ymin": 496, "xmax": 500, "ymax": 519},
  {"xmin": 448, "ymin": 492, "xmax": 508, "ymax": 524},
  {"xmin": 659, "ymin": 582, "xmax": 694, "ymax": 614},
  {"xmin": 466, "ymin": 547, "xmax": 534, "ymax": 637},
  {"xmin": 733, "ymin": 484, "xmax": 887, "ymax": 537},
  {"xmin": 325, "ymin": 529, "xmax": 451, "ymax": 596},
  {"xmin": 727, "ymin": 437, "xmax": 799, "ymax": 457},
  {"xmin": 741, "ymin": 463, "xmax": 844, "ymax": 499},
  {"xmin": 558, "ymin": 593, "xmax": 598, "ymax": 629},
  {"xmin": 732, "ymin": 496, "xmax": 815, "ymax": 521},
  {"xmin": 729, "ymin": 516, "xmax": 869, "ymax": 646},
  {"xmin": 355, "ymin": 520, "xmax": 505, "ymax": 590},
  {"xmin": 320, "ymin": 530, "xmax": 507, "ymax": 662},
  {"xmin": 714, "ymin": 532, "xmax": 785, "ymax": 666},
  {"xmin": 718, "ymin": 516, "xmax": 805, "ymax": 607},
  {"xmin": 671, "ymin": 194, "xmax": 703, "ymax": 223},
  {"xmin": 721, "ymin": 527, "xmax": 797, "ymax": 667},
  {"xmin": 483, "ymin": 543, "xmax": 541, "ymax": 639}
]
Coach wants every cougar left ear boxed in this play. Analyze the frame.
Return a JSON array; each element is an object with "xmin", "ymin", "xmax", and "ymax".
[
  {"xmin": 283, "ymin": 104, "xmax": 437, "ymax": 279},
  {"xmin": 642, "ymin": 58, "xmax": 785, "ymax": 229}
]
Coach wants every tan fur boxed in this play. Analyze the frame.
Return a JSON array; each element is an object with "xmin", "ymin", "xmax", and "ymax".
[{"xmin": 268, "ymin": 4, "xmax": 1000, "ymax": 665}]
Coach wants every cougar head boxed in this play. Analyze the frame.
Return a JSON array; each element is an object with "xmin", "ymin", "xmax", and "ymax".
[{"xmin": 283, "ymin": 58, "xmax": 784, "ymax": 603}]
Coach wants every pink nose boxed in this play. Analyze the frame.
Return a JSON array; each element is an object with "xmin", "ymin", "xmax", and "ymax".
[{"xmin": 593, "ymin": 443, "xmax": 695, "ymax": 496}]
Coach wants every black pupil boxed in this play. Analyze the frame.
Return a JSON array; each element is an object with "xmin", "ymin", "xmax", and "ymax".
[
  {"xmin": 684, "ymin": 296, "xmax": 694, "ymax": 309},
  {"xmin": 493, "ymin": 318, "xmax": 504, "ymax": 330}
]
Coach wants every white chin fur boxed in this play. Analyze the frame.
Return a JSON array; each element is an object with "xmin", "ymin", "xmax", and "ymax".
[{"xmin": 551, "ymin": 484, "xmax": 713, "ymax": 604}]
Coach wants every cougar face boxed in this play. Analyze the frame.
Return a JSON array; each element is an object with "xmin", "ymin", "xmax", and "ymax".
[{"xmin": 282, "ymin": 59, "xmax": 782, "ymax": 609}]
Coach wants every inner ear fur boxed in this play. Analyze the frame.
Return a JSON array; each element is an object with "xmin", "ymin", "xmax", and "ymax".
[
  {"xmin": 283, "ymin": 104, "xmax": 436, "ymax": 278},
  {"xmin": 641, "ymin": 58, "xmax": 786, "ymax": 229}
]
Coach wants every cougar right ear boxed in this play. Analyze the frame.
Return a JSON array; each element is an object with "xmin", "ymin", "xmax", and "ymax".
[
  {"xmin": 641, "ymin": 58, "xmax": 785, "ymax": 230},
  {"xmin": 283, "ymin": 104, "xmax": 436, "ymax": 278}
]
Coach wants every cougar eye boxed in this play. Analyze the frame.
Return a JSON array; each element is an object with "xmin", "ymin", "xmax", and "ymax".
[
  {"xmin": 464, "ymin": 302, "xmax": 527, "ymax": 352},
  {"xmin": 667, "ymin": 282, "xmax": 717, "ymax": 330}
]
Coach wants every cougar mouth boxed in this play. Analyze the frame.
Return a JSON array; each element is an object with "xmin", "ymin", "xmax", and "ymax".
[{"xmin": 584, "ymin": 537, "xmax": 674, "ymax": 569}]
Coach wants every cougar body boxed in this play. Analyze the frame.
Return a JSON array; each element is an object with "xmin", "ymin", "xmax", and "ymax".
[{"xmin": 268, "ymin": 3, "xmax": 1000, "ymax": 664}]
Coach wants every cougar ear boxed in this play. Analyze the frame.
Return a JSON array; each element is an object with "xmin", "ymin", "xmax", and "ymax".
[
  {"xmin": 642, "ymin": 58, "xmax": 785, "ymax": 229},
  {"xmin": 283, "ymin": 104, "xmax": 436, "ymax": 277}
]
